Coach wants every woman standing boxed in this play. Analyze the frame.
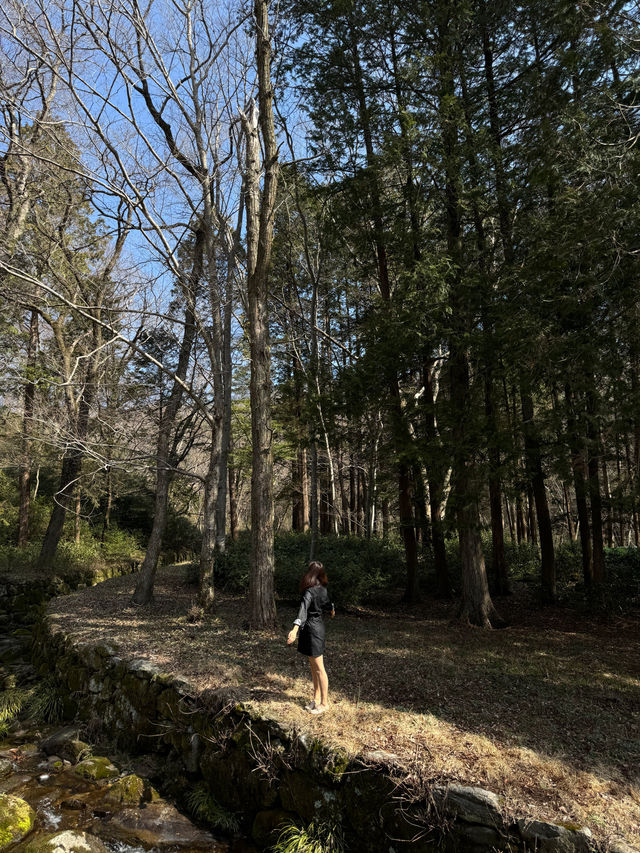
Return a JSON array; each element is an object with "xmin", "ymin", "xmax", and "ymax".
[{"xmin": 287, "ymin": 561, "xmax": 335, "ymax": 715}]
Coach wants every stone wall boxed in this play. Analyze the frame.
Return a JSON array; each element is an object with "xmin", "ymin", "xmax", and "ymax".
[
  {"xmin": 0, "ymin": 564, "xmax": 137, "ymax": 630},
  {"xmin": 30, "ymin": 618, "xmax": 611, "ymax": 853}
]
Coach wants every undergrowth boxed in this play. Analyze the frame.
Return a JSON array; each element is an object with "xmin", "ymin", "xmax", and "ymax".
[
  {"xmin": 212, "ymin": 531, "xmax": 405, "ymax": 604},
  {"xmin": 185, "ymin": 782, "xmax": 239, "ymax": 834},
  {"xmin": 27, "ymin": 677, "xmax": 64, "ymax": 724},
  {"xmin": 271, "ymin": 820, "xmax": 345, "ymax": 853},
  {"xmin": 0, "ymin": 678, "xmax": 64, "ymax": 735},
  {"xmin": 0, "ymin": 688, "xmax": 29, "ymax": 737}
]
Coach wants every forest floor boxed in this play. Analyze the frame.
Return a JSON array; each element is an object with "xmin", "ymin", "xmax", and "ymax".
[{"xmin": 47, "ymin": 564, "xmax": 640, "ymax": 848}]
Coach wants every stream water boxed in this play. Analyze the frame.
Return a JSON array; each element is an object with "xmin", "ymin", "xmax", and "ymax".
[{"xmin": 0, "ymin": 632, "xmax": 254, "ymax": 853}]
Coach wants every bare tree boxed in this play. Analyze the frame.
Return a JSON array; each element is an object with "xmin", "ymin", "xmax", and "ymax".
[{"xmin": 240, "ymin": 0, "xmax": 280, "ymax": 628}]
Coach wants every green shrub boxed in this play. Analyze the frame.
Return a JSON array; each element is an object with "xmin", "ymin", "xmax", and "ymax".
[
  {"xmin": 0, "ymin": 542, "xmax": 40, "ymax": 575},
  {"xmin": 216, "ymin": 531, "xmax": 406, "ymax": 605},
  {"xmin": 100, "ymin": 526, "xmax": 144, "ymax": 563},
  {"xmin": 502, "ymin": 540, "xmax": 540, "ymax": 580}
]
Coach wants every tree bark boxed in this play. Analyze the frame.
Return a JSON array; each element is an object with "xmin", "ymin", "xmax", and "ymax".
[
  {"xmin": 243, "ymin": 0, "xmax": 279, "ymax": 628},
  {"xmin": 600, "ymin": 457, "xmax": 613, "ymax": 548},
  {"xmin": 437, "ymin": 7, "xmax": 499, "ymax": 625},
  {"xmin": 565, "ymin": 382, "xmax": 592, "ymax": 585},
  {"xmin": 521, "ymin": 391, "xmax": 556, "ymax": 602},
  {"xmin": 586, "ymin": 384, "xmax": 605, "ymax": 583},
  {"xmin": 199, "ymin": 443, "xmax": 218, "ymax": 609},
  {"xmin": 74, "ymin": 488, "xmax": 82, "ymax": 544},
  {"xmin": 562, "ymin": 482, "xmax": 576, "ymax": 543},
  {"xmin": 37, "ymin": 367, "xmax": 95, "ymax": 572},
  {"xmin": 228, "ymin": 445, "xmax": 239, "ymax": 542},
  {"xmin": 100, "ymin": 466, "xmax": 112, "ymax": 543},
  {"xmin": 486, "ymin": 370, "xmax": 509, "ymax": 594},
  {"xmin": 17, "ymin": 309, "xmax": 38, "ymax": 547}
]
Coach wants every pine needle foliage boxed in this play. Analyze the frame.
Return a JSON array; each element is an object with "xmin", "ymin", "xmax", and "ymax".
[
  {"xmin": 271, "ymin": 820, "xmax": 345, "ymax": 853},
  {"xmin": 185, "ymin": 783, "xmax": 239, "ymax": 834}
]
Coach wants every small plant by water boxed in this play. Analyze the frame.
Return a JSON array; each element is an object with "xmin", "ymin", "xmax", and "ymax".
[
  {"xmin": 0, "ymin": 689, "xmax": 28, "ymax": 737},
  {"xmin": 271, "ymin": 819, "xmax": 345, "ymax": 853},
  {"xmin": 185, "ymin": 783, "xmax": 239, "ymax": 834},
  {"xmin": 27, "ymin": 678, "xmax": 64, "ymax": 724}
]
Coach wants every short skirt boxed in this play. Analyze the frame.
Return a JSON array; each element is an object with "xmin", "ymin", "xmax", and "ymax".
[{"xmin": 297, "ymin": 617, "xmax": 325, "ymax": 658}]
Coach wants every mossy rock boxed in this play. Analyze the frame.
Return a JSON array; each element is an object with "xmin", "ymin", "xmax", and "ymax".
[
  {"xmin": 0, "ymin": 794, "xmax": 36, "ymax": 849},
  {"xmin": 72, "ymin": 757, "xmax": 119, "ymax": 781},
  {"xmin": 65, "ymin": 668, "xmax": 86, "ymax": 694},
  {"xmin": 22, "ymin": 830, "xmax": 109, "ymax": 853},
  {"xmin": 102, "ymin": 775, "xmax": 146, "ymax": 806}
]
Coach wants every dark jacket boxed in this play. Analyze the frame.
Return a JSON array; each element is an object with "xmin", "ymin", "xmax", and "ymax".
[{"xmin": 294, "ymin": 584, "xmax": 334, "ymax": 629}]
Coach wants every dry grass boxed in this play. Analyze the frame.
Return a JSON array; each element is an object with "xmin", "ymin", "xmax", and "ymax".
[{"xmin": 48, "ymin": 565, "xmax": 640, "ymax": 847}]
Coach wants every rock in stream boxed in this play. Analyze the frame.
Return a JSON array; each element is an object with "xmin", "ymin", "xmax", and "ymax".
[{"xmin": 0, "ymin": 730, "xmax": 230, "ymax": 853}]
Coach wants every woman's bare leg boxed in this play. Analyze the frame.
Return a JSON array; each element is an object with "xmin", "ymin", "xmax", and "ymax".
[
  {"xmin": 310, "ymin": 655, "xmax": 328, "ymax": 711},
  {"xmin": 308, "ymin": 659, "xmax": 320, "ymax": 706}
]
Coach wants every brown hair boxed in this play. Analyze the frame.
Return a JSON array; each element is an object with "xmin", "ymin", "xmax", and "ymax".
[{"xmin": 300, "ymin": 560, "xmax": 328, "ymax": 593}]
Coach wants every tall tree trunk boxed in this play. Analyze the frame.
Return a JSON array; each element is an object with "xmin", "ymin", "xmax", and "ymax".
[
  {"xmin": 521, "ymin": 391, "xmax": 556, "ymax": 602},
  {"xmin": 424, "ymin": 361, "xmax": 450, "ymax": 596},
  {"xmin": 37, "ymin": 369, "xmax": 95, "ymax": 572},
  {"xmin": 200, "ymin": 440, "xmax": 220, "ymax": 610},
  {"xmin": 228, "ymin": 448, "xmax": 239, "ymax": 542},
  {"xmin": 241, "ymin": 1, "xmax": 279, "ymax": 628},
  {"xmin": 504, "ymin": 496, "xmax": 515, "ymax": 542},
  {"xmin": 74, "ymin": 489, "xmax": 82, "ymax": 544},
  {"xmin": 486, "ymin": 370, "xmax": 509, "ymax": 594},
  {"xmin": 586, "ymin": 384, "xmax": 605, "ymax": 583},
  {"xmin": 309, "ymin": 436, "xmax": 319, "ymax": 560},
  {"xmin": 565, "ymin": 382, "xmax": 592, "ymax": 585},
  {"xmin": 366, "ymin": 436, "xmax": 379, "ymax": 539},
  {"xmin": 516, "ymin": 492, "xmax": 525, "ymax": 544},
  {"xmin": 563, "ymin": 482, "xmax": 576, "ymax": 542},
  {"xmin": 357, "ymin": 467, "xmax": 366, "ymax": 536},
  {"xmin": 132, "ymin": 242, "xmax": 201, "ymax": 605},
  {"xmin": 214, "ymin": 257, "xmax": 235, "ymax": 555},
  {"xmin": 349, "ymin": 457, "xmax": 357, "ymax": 534},
  {"xmin": 382, "ymin": 499, "xmax": 390, "ymax": 539},
  {"xmin": 293, "ymin": 446, "xmax": 310, "ymax": 531},
  {"xmin": 412, "ymin": 465, "xmax": 429, "ymax": 551},
  {"xmin": 338, "ymin": 453, "xmax": 350, "ymax": 535},
  {"xmin": 459, "ymin": 57, "xmax": 507, "ymax": 597},
  {"xmin": 17, "ymin": 309, "xmax": 38, "ymax": 547},
  {"xmin": 601, "ymin": 458, "xmax": 613, "ymax": 548},
  {"xmin": 100, "ymin": 466, "xmax": 113, "ymax": 544},
  {"xmin": 437, "ymin": 8, "xmax": 498, "ymax": 625},
  {"xmin": 624, "ymin": 437, "xmax": 639, "ymax": 546},
  {"xmin": 615, "ymin": 437, "xmax": 624, "ymax": 546},
  {"xmin": 527, "ymin": 485, "xmax": 538, "ymax": 547},
  {"xmin": 348, "ymin": 16, "xmax": 419, "ymax": 599}
]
